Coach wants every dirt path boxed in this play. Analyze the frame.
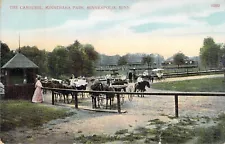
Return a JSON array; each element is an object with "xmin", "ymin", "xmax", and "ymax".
[{"xmin": 2, "ymin": 74, "xmax": 225, "ymax": 144}]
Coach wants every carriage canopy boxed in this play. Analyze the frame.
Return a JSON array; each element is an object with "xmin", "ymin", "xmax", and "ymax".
[{"xmin": 152, "ymin": 68, "xmax": 164, "ymax": 78}]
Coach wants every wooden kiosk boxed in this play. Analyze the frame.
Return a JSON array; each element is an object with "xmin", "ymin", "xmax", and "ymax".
[{"xmin": 1, "ymin": 52, "xmax": 39, "ymax": 100}]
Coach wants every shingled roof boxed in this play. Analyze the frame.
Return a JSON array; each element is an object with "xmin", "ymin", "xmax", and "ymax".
[{"xmin": 2, "ymin": 53, "xmax": 38, "ymax": 69}]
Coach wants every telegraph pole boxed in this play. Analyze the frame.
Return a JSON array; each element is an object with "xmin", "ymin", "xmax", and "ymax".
[{"xmin": 18, "ymin": 33, "xmax": 21, "ymax": 53}]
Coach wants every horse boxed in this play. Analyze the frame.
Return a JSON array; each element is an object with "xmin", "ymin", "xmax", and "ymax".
[
  {"xmin": 134, "ymin": 80, "xmax": 150, "ymax": 97},
  {"xmin": 49, "ymin": 83, "xmax": 74, "ymax": 104},
  {"xmin": 58, "ymin": 84, "xmax": 76, "ymax": 104},
  {"xmin": 103, "ymin": 85, "xmax": 115, "ymax": 109},
  {"xmin": 111, "ymin": 80, "xmax": 128, "ymax": 92},
  {"xmin": 90, "ymin": 82, "xmax": 104, "ymax": 108},
  {"xmin": 74, "ymin": 84, "xmax": 88, "ymax": 98},
  {"xmin": 42, "ymin": 80, "xmax": 75, "ymax": 104},
  {"xmin": 90, "ymin": 82, "xmax": 115, "ymax": 109}
]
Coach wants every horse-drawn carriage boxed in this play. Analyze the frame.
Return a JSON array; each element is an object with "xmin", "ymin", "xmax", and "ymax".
[
  {"xmin": 41, "ymin": 77, "xmax": 88, "ymax": 104},
  {"xmin": 152, "ymin": 68, "xmax": 165, "ymax": 80},
  {"xmin": 110, "ymin": 79, "xmax": 134, "ymax": 102},
  {"xmin": 90, "ymin": 77, "xmax": 133, "ymax": 109}
]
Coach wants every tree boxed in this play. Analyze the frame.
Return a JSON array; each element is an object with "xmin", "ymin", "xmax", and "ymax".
[
  {"xmin": 1, "ymin": 42, "xmax": 15, "ymax": 67},
  {"xmin": 83, "ymin": 44, "xmax": 99, "ymax": 61},
  {"xmin": 67, "ymin": 41, "xmax": 85, "ymax": 77},
  {"xmin": 200, "ymin": 37, "xmax": 221, "ymax": 69},
  {"xmin": 83, "ymin": 44, "xmax": 99, "ymax": 76},
  {"xmin": 142, "ymin": 55, "xmax": 154, "ymax": 75},
  {"xmin": 48, "ymin": 46, "xmax": 69, "ymax": 77},
  {"xmin": 65, "ymin": 40, "xmax": 99, "ymax": 77},
  {"xmin": 20, "ymin": 46, "xmax": 49, "ymax": 75},
  {"xmin": 220, "ymin": 44, "xmax": 225, "ymax": 81},
  {"xmin": 118, "ymin": 55, "xmax": 128, "ymax": 66},
  {"xmin": 219, "ymin": 44, "xmax": 225, "ymax": 62},
  {"xmin": 173, "ymin": 52, "xmax": 186, "ymax": 68}
]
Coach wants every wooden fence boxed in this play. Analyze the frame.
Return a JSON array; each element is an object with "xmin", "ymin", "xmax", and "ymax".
[
  {"xmin": 163, "ymin": 70, "xmax": 223, "ymax": 78},
  {"xmin": 43, "ymin": 87, "xmax": 225, "ymax": 118}
]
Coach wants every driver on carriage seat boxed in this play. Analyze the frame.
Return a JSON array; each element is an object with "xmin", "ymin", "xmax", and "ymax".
[{"xmin": 137, "ymin": 76, "xmax": 143, "ymax": 83}]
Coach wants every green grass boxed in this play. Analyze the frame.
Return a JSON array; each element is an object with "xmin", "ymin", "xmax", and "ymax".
[
  {"xmin": 196, "ymin": 113, "xmax": 225, "ymax": 144},
  {"xmin": 148, "ymin": 119, "xmax": 166, "ymax": 125},
  {"xmin": 0, "ymin": 100, "xmax": 74, "ymax": 131},
  {"xmin": 152, "ymin": 77, "xmax": 225, "ymax": 92},
  {"xmin": 115, "ymin": 129, "xmax": 128, "ymax": 135},
  {"xmin": 75, "ymin": 134, "xmax": 118, "ymax": 144}
]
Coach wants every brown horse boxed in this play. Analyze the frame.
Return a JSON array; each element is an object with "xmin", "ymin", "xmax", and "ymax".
[
  {"xmin": 134, "ymin": 81, "xmax": 150, "ymax": 97},
  {"xmin": 90, "ymin": 82, "xmax": 115, "ymax": 109}
]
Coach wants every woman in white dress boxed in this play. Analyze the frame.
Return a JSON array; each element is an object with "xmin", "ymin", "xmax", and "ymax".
[{"xmin": 32, "ymin": 77, "xmax": 44, "ymax": 103}]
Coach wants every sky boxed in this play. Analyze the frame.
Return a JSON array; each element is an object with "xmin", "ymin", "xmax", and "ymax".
[{"xmin": 0, "ymin": 0, "xmax": 225, "ymax": 58}]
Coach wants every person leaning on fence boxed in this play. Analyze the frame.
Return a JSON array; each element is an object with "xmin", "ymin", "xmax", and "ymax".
[{"xmin": 32, "ymin": 77, "xmax": 44, "ymax": 103}]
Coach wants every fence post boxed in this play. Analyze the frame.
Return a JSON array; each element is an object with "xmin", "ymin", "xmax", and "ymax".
[
  {"xmin": 175, "ymin": 95, "xmax": 178, "ymax": 117},
  {"xmin": 52, "ymin": 90, "xmax": 54, "ymax": 105},
  {"xmin": 117, "ymin": 94, "xmax": 121, "ymax": 113},
  {"xmin": 74, "ymin": 92, "xmax": 78, "ymax": 109}
]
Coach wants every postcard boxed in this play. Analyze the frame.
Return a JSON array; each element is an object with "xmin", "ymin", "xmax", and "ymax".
[{"xmin": 1, "ymin": 0, "xmax": 225, "ymax": 144}]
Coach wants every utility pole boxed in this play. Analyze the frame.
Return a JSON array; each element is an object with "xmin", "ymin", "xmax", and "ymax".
[
  {"xmin": 158, "ymin": 54, "xmax": 160, "ymax": 68},
  {"xmin": 18, "ymin": 33, "xmax": 21, "ymax": 53}
]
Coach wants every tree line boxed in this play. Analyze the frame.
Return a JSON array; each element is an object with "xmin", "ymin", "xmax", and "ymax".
[
  {"xmin": 1, "ymin": 40, "xmax": 99, "ymax": 79},
  {"xmin": 1, "ymin": 37, "xmax": 225, "ymax": 79},
  {"xmin": 200, "ymin": 37, "xmax": 225, "ymax": 69}
]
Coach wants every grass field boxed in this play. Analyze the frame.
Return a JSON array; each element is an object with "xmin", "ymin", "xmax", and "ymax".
[
  {"xmin": 152, "ymin": 77, "xmax": 225, "ymax": 92},
  {"xmin": 0, "ymin": 100, "xmax": 74, "ymax": 132}
]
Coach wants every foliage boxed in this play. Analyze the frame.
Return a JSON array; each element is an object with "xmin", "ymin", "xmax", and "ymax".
[
  {"xmin": 0, "ymin": 100, "xmax": 74, "ymax": 131},
  {"xmin": 20, "ymin": 46, "xmax": 49, "ymax": 75},
  {"xmin": 64, "ymin": 40, "xmax": 99, "ymax": 77},
  {"xmin": 0, "ymin": 42, "xmax": 15, "ymax": 67},
  {"xmin": 2, "ymin": 40, "xmax": 99, "ymax": 78},
  {"xmin": 152, "ymin": 77, "xmax": 225, "ymax": 92},
  {"xmin": 220, "ymin": 45, "xmax": 225, "ymax": 67},
  {"xmin": 142, "ymin": 55, "xmax": 154, "ymax": 67},
  {"xmin": 196, "ymin": 113, "xmax": 225, "ymax": 144},
  {"xmin": 83, "ymin": 44, "xmax": 99, "ymax": 76},
  {"xmin": 48, "ymin": 45, "xmax": 70, "ymax": 77},
  {"xmin": 115, "ymin": 129, "xmax": 128, "ymax": 135},
  {"xmin": 173, "ymin": 52, "xmax": 186, "ymax": 68},
  {"xmin": 118, "ymin": 55, "xmax": 128, "ymax": 66},
  {"xmin": 200, "ymin": 37, "xmax": 221, "ymax": 68}
]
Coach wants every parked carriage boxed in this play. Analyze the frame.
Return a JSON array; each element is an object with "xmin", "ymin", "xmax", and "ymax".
[{"xmin": 152, "ymin": 68, "xmax": 165, "ymax": 80}]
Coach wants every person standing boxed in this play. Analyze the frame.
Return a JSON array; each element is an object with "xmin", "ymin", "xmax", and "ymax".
[
  {"xmin": 32, "ymin": 77, "xmax": 44, "ymax": 103},
  {"xmin": 128, "ymin": 72, "xmax": 132, "ymax": 83}
]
